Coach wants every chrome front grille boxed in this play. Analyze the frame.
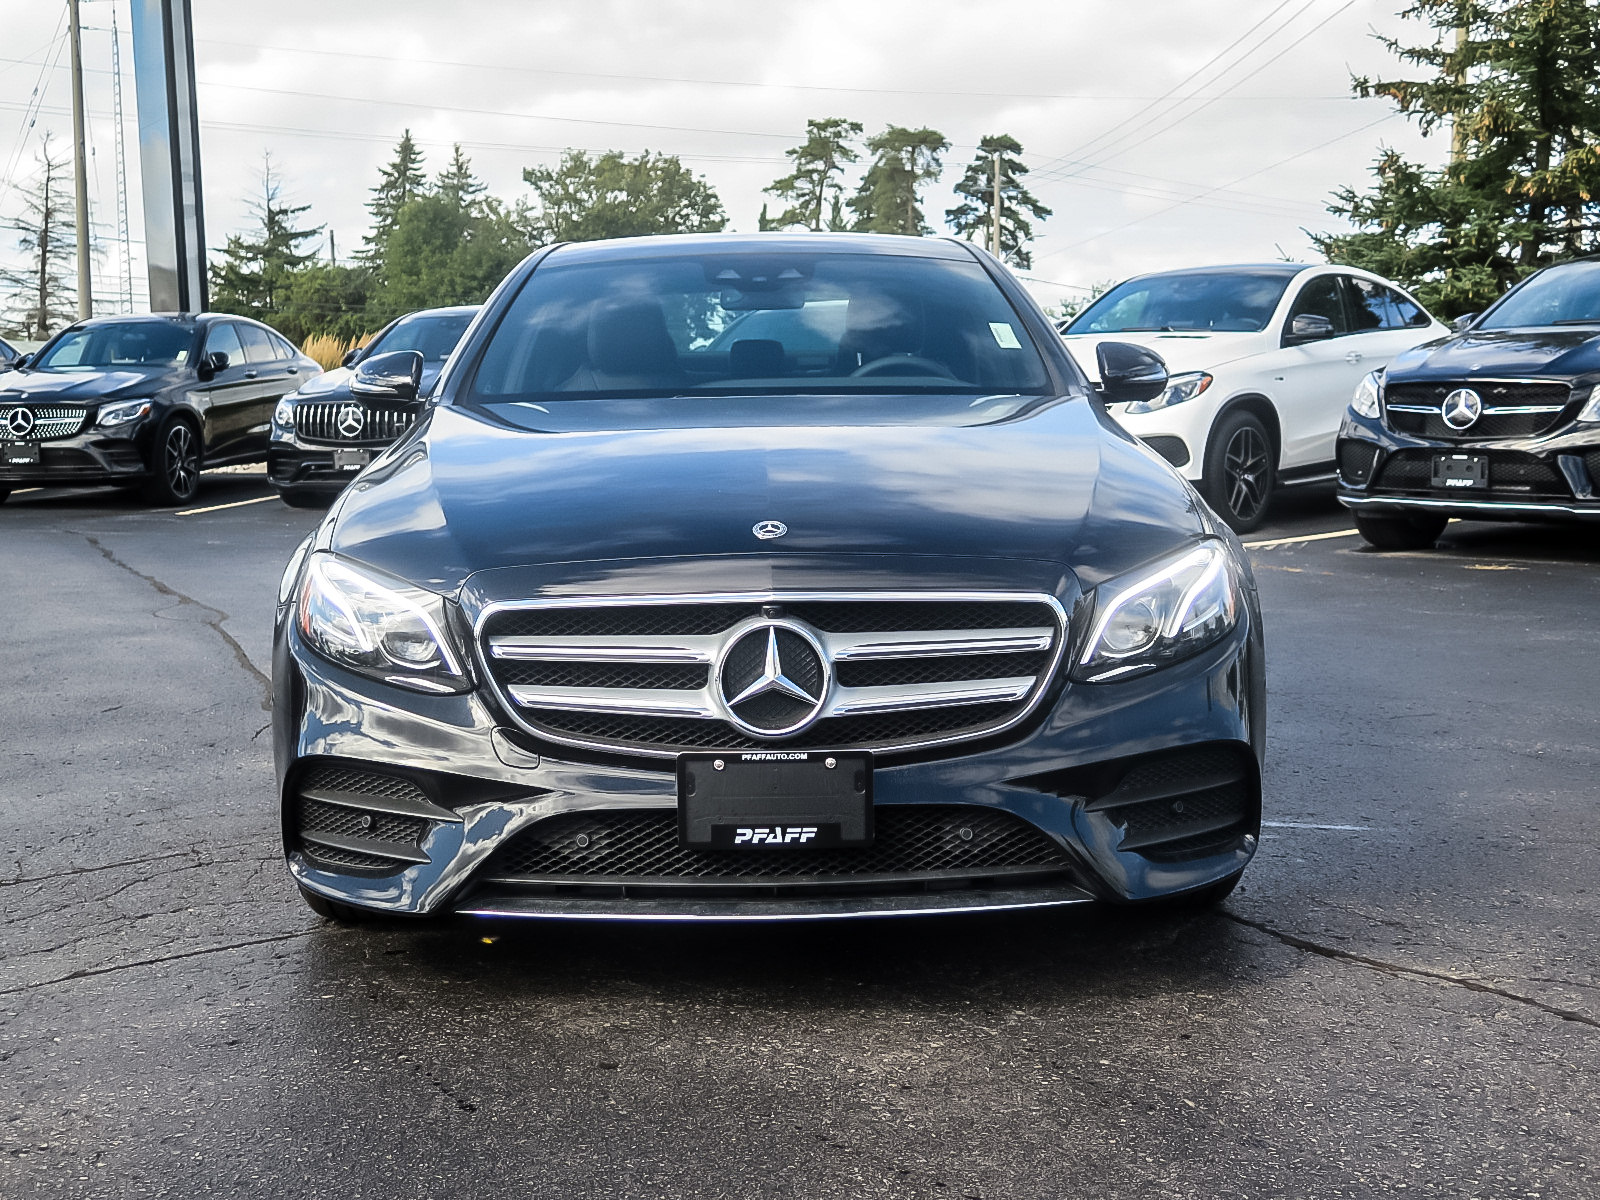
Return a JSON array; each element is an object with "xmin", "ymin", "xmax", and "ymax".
[
  {"xmin": 294, "ymin": 400, "xmax": 418, "ymax": 445},
  {"xmin": 1383, "ymin": 380, "xmax": 1572, "ymax": 440},
  {"xmin": 478, "ymin": 593, "xmax": 1068, "ymax": 759},
  {"xmin": 0, "ymin": 405, "xmax": 89, "ymax": 441}
]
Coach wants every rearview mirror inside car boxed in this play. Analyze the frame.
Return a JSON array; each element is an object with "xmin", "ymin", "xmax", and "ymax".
[
  {"xmin": 351, "ymin": 349, "xmax": 423, "ymax": 401},
  {"xmin": 1095, "ymin": 341, "xmax": 1169, "ymax": 405}
]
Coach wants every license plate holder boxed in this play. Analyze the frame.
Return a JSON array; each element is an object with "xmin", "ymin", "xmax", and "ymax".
[
  {"xmin": 3, "ymin": 442, "xmax": 39, "ymax": 466},
  {"xmin": 1432, "ymin": 453, "xmax": 1487, "ymax": 489},
  {"xmin": 333, "ymin": 449, "xmax": 371, "ymax": 471},
  {"xmin": 677, "ymin": 751, "xmax": 873, "ymax": 848}
]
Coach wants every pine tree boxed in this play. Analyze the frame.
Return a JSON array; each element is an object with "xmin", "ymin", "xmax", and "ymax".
[
  {"xmin": 363, "ymin": 130, "xmax": 429, "ymax": 264},
  {"xmin": 847, "ymin": 127, "xmax": 949, "ymax": 235},
  {"xmin": 763, "ymin": 118, "xmax": 864, "ymax": 231},
  {"xmin": 209, "ymin": 155, "xmax": 324, "ymax": 319},
  {"xmin": 436, "ymin": 144, "xmax": 488, "ymax": 214},
  {"xmin": 945, "ymin": 135, "xmax": 1052, "ymax": 269},
  {"xmin": 1, "ymin": 134, "xmax": 76, "ymax": 338},
  {"xmin": 1313, "ymin": 0, "xmax": 1600, "ymax": 315}
]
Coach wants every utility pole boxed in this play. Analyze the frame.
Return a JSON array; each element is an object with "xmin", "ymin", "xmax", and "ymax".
[
  {"xmin": 991, "ymin": 150, "xmax": 1003, "ymax": 260},
  {"xmin": 1449, "ymin": 8, "xmax": 1470, "ymax": 167},
  {"xmin": 68, "ymin": 0, "xmax": 93, "ymax": 319}
]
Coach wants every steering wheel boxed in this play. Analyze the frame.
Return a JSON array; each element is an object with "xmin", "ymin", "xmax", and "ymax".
[{"xmin": 849, "ymin": 354, "xmax": 957, "ymax": 379}]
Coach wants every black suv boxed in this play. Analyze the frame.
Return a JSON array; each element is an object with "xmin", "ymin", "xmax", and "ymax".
[
  {"xmin": 0, "ymin": 313, "xmax": 320, "ymax": 505},
  {"xmin": 267, "ymin": 305, "xmax": 478, "ymax": 507},
  {"xmin": 1338, "ymin": 258, "xmax": 1600, "ymax": 548}
]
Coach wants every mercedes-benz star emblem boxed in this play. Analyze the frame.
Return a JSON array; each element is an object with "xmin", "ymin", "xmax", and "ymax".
[
  {"xmin": 752, "ymin": 520, "xmax": 787, "ymax": 540},
  {"xmin": 336, "ymin": 402, "xmax": 366, "ymax": 439},
  {"xmin": 716, "ymin": 622, "xmax": 828, "ymax": 736},
  {"xmin": 4, "ymin": 407, "xmax": 35, "ymax": 437},
  {"xmin": 1441, "ymin": 387, "xmax": 1482, "ymax": 430}
]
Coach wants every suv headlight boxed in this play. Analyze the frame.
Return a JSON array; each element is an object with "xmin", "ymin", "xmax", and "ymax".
[
  {"xmin": 1351, "ymin": 370, "xmax": 1382, "ymax": 419},
  {"xmin": 296, "ymin": 553, "xmax": 471, "ymax": 694},
  {"xmin": 1076, "ymin": 542, "xmax": 1241, "ymax": 682},
  {"xmin": 1124, "ymin": 371, "xmax": 1212, "ymax": 415},
  {"xmin": 274, "ymin": 395, "xmax": 296, "ymax": 430},
  {"xmin": 1577, "ymin": 387, "xmax": 1600, "ymax": 423},
  {"xmin": 96, "ymin": 399, "xmax": 152, "ymax": 428}
]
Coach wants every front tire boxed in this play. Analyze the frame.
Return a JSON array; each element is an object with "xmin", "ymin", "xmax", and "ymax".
[
  {"xmin": 1354, "ymin": 511, "xmax": 1449, "ymax": 551},
  {"xmin": 140, "ymin": 418, "xmax": 201, "ymax": 506},
  {"xmin": 1202, "ymin": 410, "xmax": 1275, "ymax": 534},
  {"xmin": 297, "ymin": 884, "xmax": 369, "ymax": 924}
]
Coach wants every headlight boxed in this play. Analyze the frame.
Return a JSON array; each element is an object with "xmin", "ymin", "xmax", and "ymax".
[
  {"xmin": 1124, "ymin": 371, "xmax": 1212, "ymax": 415},
  {"xmin": 1578, "ymin": 387, "xmax": 1600, "ymax": 423},
  {"xmin": 274, "ymin": 396, "xmax": 296, "ymax": 430},
  {"xmin": 1076, "ymin": 542, "xmax": 1241, "ymax": 682},
  {"xmin": 96, "ymin": 399, "xmax": 152, "ymax": 428},
  {"xmin": 296, "ymin": 553, "xmax": 470, "ymax": 694},
  {"xmin": 1351, "ymin": 370, "xmax": 1382, "ymax": 419}
]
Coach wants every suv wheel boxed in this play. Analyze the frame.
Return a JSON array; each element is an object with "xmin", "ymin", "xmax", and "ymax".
[
  {"xmin": 141, "ymin": 418, "xmax": 201, "ymax": 505},
  {"xmin": 1354, "ymin": 511, "xmax": 1448, "ymax": 550},
  {"xmin": 1202, "ymin": 410, "xmax": 1275, "ymax": 533}
]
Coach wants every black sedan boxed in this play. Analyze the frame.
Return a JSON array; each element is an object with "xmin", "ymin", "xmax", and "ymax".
[
  {"xmin": 272, "ymin": 233, "xmax": 1266, "ymax": 924},
  {"xmin": 1338, "ymin": 257, "xmax": 1600, "ymax": 548},
  {"xmin": 267, "ymin": 305, "xmax": 478, "ymax": 507},
  {"xmin": 0, "ymin": 314, "xmax": 319, "ymax": 505}
]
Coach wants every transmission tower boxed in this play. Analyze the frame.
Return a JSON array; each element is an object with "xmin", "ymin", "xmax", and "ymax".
[{"xmin": 110, "ymin": 2, "xmax": 134, "ymax": 313}]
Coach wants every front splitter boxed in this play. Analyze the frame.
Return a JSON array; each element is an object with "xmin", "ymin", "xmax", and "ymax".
[{"xmin": 456, "ymin": 883, "xmax": 1098, "ymax": 922}]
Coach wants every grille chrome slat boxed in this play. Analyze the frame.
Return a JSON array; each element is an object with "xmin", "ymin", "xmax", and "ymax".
[
  {"xmin": 478, "ymin": 591, "xmax": 1068, "ymax": 759},
  {"xmin": 294, "ymin": 400, "xmax": 418, "ymax": 446}
]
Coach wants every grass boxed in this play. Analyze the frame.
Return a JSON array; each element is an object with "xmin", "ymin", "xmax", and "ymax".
[{"xmin": 301, "ymin": 332, "xmax": 373, "ymax": 371}]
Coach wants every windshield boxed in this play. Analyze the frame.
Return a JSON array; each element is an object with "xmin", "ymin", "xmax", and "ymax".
[
  {"xmin": 1478, "ymin": 260, "xmax": 1600, "ymax": 329},
  {"xmin": 33, "ymin": 321, "xmax": 194, "ymax": 371},
  {"xmin": 464, "ymin": 252, "xmax": 1052, "ymax": 403},
  {"xmin": 368, "ymin": 311, "xmax": 476, "ymax": 361},
  {"xmin": 1066, "ymin": 270, "xmax": 1293, "ymax": 334}
]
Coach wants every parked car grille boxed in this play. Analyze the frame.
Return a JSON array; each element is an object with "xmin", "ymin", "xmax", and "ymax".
[
  {"xmin": 480, "ymin": 804, "xmax": 1072, "ymax": 888},
  {"xmin": 292, "ymin": 764, "xmax": 439, "ymax": 873},
  {"xmin": 1138, "ymin": 435, "xmax": 1191, "ymax": 468},
  {"xmin": 1383, "ymin": 381, "xmax": 1571, "ymax": 440},
  {"xmin": 1016, "ymin": 742, "xmax": 1257, "ymax": 863},
  {"xmin": 0, "ymin": 405, "xmax": 89, "ymax": 441},
  {"xmin": 294, "ymin": 400, "xmax": 419, "ymax": 446},
  {"xmin": 1375, "ymin": 449, "xmax": 1570, "ymax": 498},
  {"xmin": 478, "ymin": 594, "xmax": 1067, "ymax": 759}
]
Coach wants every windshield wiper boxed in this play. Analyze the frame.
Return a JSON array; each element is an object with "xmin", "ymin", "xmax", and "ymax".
[
  {"xmin": 1117, "ymin": 325, "xmax": 1177, "ymax": 332},
  {"xmin": 1550, "ymin": 318, "xmax": 1600, "ymax": 325}
]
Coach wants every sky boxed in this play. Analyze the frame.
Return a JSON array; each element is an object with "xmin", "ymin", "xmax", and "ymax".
[{"xmin": 0, "ymin": 0, "xmax": 1447, "ymax": 322}]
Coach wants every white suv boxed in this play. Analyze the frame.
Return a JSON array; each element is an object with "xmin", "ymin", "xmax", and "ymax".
[{"xmin": 1059, "ymin": 264, "xmax": 1448, "ymax": 531}]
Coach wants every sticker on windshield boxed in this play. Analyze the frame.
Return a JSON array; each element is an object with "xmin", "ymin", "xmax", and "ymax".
[{"xmin": 989, "ymin": 322, "xmax": 1023, "ymax": 349}]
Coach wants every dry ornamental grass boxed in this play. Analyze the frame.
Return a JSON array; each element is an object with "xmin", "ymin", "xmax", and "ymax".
[{"xmin": 300, "ymin": 332, "xmax": 373, "ymax": 371}]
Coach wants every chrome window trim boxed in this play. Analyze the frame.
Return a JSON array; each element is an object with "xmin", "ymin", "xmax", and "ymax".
[{"xmin": 473, "ymin": 590, "xmax": 1071, "ymax": 760}]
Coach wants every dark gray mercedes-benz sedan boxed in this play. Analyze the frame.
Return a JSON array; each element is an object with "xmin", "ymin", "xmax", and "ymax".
[{"xmin": 273, "ymin": 233, "xmax": 1266, "ymax": 925}]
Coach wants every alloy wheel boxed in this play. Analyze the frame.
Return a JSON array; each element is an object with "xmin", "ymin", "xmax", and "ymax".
[
  {"xmin": 164, "ymin": 423, "xmax": 198, "ymax": 501},
  {"xmin": 1223, "ymin": 426, "xmax": 1269, "ymax": 523}
]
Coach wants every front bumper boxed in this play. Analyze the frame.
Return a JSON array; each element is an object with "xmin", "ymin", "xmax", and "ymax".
[
  {"xmin": 1336, "ymin": 409, "xmax": 1600, "ymax": 521},
  {"xmin": 0, "ymin": 426, "xmax": 150, "ymax": 486},
  {"xmin": 267, "ymin": 439, "xmax": 382, "ymax": 495},
  {"xmin": 273, "ymin": 597, "xmax": 1266, "ymax": 922}
]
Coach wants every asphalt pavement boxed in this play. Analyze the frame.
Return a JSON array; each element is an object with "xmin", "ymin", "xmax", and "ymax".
[{"xmin": 1, "ymin": 470, "xmax": 1596, "ymax": 1199}]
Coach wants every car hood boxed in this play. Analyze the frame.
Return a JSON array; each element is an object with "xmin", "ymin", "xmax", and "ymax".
[
  {"xmin": 1060, "ymin": 330, "xmax": 1266, "ymax": 379},
  {"xmin": 1387, "ymin": 327, "xmax": 1600, "ymax": 380},
  {"xmin": 0, "ymin": 368, "xmax": 172, "ymax": 403},
  {"xmin": 326, "ymin": 395, "xmax": 1208, "ymax": 597},
  {"xmin": 290, "ymin": 361, "xmax": 444, "ymax": 401}
]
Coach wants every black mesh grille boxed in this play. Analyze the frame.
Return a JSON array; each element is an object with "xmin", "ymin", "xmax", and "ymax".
[
  {"xmin": 837, "ymin": 650, "xmax": 1050, "ymax": 688},
  {"xmin": 1100, "ymin": 781, "xmax": 1251, "ymax": 851},
  {"xmin": 1384, "ymin": 381, "xmax": 1571, "ymax": 440},
  {"xmin": 1375, "ymin": 450, "xmax": 1570, "ymax": 497},
  {"xmin": 297, "ymin": 797, "xmax": 428, "ymax": 846},
  {"xmin": 1338, "ymin": 440, "xmax": 1378, "ymax": 485},
  {"xmin": 1586, "ymin": 450, "xmax": 1600, "ymax": 492},
  {"xmin": 496, "ymin": 661, "xmax": 708, "ymax": 690},
  {"xmin": 1139, "ymin": 435, "xmax": 1191, "ymax": 468},
  {"xmin": 299, "ymin": 765, "xmax": 431, "ymax": 804},
  {"xmin": 1113, "ymin": 747, "xmax": 1246, "ymax": 797},
  {"xmin": 483, "ymin": 805, "xmax": 1071, "ymax": 884},
  {"xmin": 486, "ymin": 605, "xmax": 757, "ymax": 639},
  {"xmin": 302, "ymin": 843, "xmax": 404, "ymax": 872}
]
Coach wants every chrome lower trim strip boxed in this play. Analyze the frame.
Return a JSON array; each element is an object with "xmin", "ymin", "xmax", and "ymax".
[
  {"xmin": 1340, "ymin": 493, "xmax": 1600, "ymax": 517},
  {"xmin": 506, "ymin": 685, "xmax": 718, "ymax": 719},
  {"xmin": 489, "ymin": 636, "xmax": 716, "ymax": 663},
  {"xmin": 825, "ymin": 630, "xmax": 1053, "ymax": 660},
  {"xmin": 301, "ymin": 830, "xmax": 431, "ymax": 865},
  {"xmin": 454, "ymin": 883, "xmax": 1097, "ymax": 922},
  {"xmin": 300, "ymin": 785, "xmax": 462, "ymax": 823}
]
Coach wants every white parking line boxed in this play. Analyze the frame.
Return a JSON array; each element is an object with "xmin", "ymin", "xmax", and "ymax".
[
  {"xmin": 1261, "ymin": 821, "xmax": 1371, "ymax": 831},
  {"xmin": 176, "ymin": 495, "xmax": 278, "ymax": 516},
  {"xmin": 1244, "ymin": 528, "xmax": 1361, "ymax": 549}
]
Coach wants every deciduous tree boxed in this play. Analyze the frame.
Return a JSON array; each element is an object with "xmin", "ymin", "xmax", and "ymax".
[
  {"xmin": 1, "ymin": 134, "xmax": 77, "ymax": 338},
  {"xmin": 521, "ymin": 150, "xmax": 727, "ymax": 243}
]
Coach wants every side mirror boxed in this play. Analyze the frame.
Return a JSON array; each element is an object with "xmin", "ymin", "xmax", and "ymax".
[
  {"xmin": 340, "ymin": 346, "xmax": 364, "ymax": 369},
  {"xmin": 196, "ymin": 350, "xmax": 229, "ymax": 381},
  {"xmin": 350, "ymin": 349, "xmax": 423, "ymax": 400},
  {"xmin": 1285, "ymin": 313, "xmax": 1336, "ymax": 344},
  {"xmin": 1095, "ymin": 341, "xmax": 1168, "ymax": 405},
  {"xmin": 1451, "ymin": 312, "xmax": 1479, "ymax": 333}
]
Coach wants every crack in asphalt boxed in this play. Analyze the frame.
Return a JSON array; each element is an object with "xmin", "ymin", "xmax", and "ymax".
[
  {"xmin": 0, "ymin": 930, "xmax": 314, "ymax": 997},
  {"xmin": 82, "ymin": 534, "xmax": 272, "ymax": 711},
  {"xmin": 1226, "ymin": 913, "xmax": 1600, "ymax": 1030},
  {"xmin": 0, "ymin": 850, "xmax": 199, "ymax": 888}
]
